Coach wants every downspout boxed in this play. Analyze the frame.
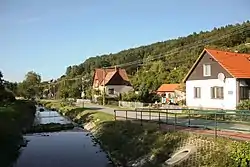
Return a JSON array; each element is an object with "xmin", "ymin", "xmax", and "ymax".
[{"xmin": 236, "ymin": 79, "xmax": 240, "ymax": 107}]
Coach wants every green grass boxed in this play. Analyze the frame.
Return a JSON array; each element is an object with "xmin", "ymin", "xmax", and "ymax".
[
  {"xmin": 37, "ymin": 100, "xmax": 250, "ymax": 167},
  {"xmin": 0, "ymin": 100, "xmax": 36, "ymax": 167}
]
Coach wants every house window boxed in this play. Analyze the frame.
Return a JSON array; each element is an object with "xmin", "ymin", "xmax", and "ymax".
[
  {"xmin": 161, "ymin": 93, "xmax": 166, "ymax": 97},
  {"xmin": 240, "ymin": 87, "xmax": 250, "ymax": 100},
  {"xmin": 211, "ymin": 87, "xmax": 224, "ymax": 99},
  {"xmin": 194, "ymin": 87, "xmax": 201, "ymax": 98},
  {"xmin": 203, "ymin": 64, "xmax": 211, "ymax": 76},
  {"xmin": 108, "ymin": 88, "xmax": 114, "ymax": 95}
]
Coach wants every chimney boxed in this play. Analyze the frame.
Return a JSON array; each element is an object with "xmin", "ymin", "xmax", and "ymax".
[{"xmin": 115, "ymin": 66, "xmax": 117, "ymax": 72}]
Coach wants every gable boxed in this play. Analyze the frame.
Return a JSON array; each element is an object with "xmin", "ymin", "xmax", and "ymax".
[
  {"xmin": 186, "ymin": 52, "xmax": 233, "ymax": 81},
  {"xmin": 92, "ymin": 70, "xmax": 101, "ymax": 87},
  {"xmin": 106, "ymin": 72, "xmax": 131, "ymax": 86}
]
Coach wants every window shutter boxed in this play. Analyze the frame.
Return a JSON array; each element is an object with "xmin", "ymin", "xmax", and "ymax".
[
  {"xmin": 207, "ymin": 65, "xmax": 211, "ymax": 76},
  {"xmin": 211, "ymin": 87, "xmax": 214, "ymax": 98},
  {"xmin": 194, "ymin": 87, "xmax": 196, "ymax": 98},
  {"xmin": 198, "ymin": 87, "xmax": 201, "ymax": 98}
]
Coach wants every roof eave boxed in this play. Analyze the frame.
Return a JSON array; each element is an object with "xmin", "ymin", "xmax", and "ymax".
[{"xmin": 182, "ymin": 49, "xmax": 207, "ymax": 83}]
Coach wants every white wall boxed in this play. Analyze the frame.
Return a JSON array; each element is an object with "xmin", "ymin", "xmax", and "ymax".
[
  {"xmin": 186, "ymin": 78, "xmax": 237, "ymax": 110},
  {"xmin": 105, "ymin": 85, "xmax": 134, "ymax": 97}
]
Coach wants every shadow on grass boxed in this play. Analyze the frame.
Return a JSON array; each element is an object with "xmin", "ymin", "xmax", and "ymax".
[
  {"xmin": 64, "ymin": 107, "xmax": 100, "ymax": 123},
  {"xmin": 0, "ymin": 134, "xmax": 23, "ymax": 167},
  {"xmin": 0, "ymin": 100, "xmax": 36, "ymax": 167},
  {"xmin": 93, "ymin": 120, "xmax": 188, "ymax": 166},
  {"xmin": 63, "ymin": 107, "xmax": 85, "ymax": 120},
  {"xmin": 75, "ymin": 112, "xmax": 97, "ymax": 125}
]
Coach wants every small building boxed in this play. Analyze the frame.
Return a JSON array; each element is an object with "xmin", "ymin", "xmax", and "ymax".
[
  {"xmin": 92, "ymin": 67, "xmax": 133, "ymax": 100},
  {"xmin": 156, "ymin": 84, "xmax": 183, "ymax": 104},
  {"xmin": 183, "ymin": 48, "xmax": 250, "ymax": 110}
]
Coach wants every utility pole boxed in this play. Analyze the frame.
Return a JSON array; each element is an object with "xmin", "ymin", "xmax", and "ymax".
[
  {"xmin": 102, "ymin": 68, "xmax": 105, "ymax": 106},
  {"xmin": 81, "ymin": 77, "xmax": 84, "ymax": 99},
  {"xmin": 81, "ymin": 77, "xmax": 85, "ymax": 108}
]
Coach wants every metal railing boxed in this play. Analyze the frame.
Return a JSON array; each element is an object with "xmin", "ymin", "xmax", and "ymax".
[{"xmin": 114, "ymin": 108, "xmax": 250, "ymax": 139}]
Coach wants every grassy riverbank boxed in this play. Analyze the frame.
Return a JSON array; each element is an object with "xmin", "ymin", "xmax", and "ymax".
[
  {"xmin": 0, "ymin": 100, "xmax": 36, "ymax": 167},
  {"xmin": 39, "ymin": 100, "xmax": 250, "ymax": 167}
]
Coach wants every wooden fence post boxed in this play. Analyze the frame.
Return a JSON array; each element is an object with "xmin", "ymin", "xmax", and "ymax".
[
  {"xmin": 149, "ymin": 110, "xmax": 151, "ymax": 121},
  {"xmin": 174, "ymin": 113, "xmax": 177, "ymax": 131},
  {"xmin": 135, "ymin": 109, "xmax": 137, "ymax": 120},
  {"xmin": 140, "ymin": 110, "xmax": 143, "ymax": 126},
  {"xmin": 158, "ymin": 112, "xmax": 161, "ymax": 128},
  {"xmin": 125, "ymin": 110, "xmax": 127, "ymax": 120},
  {"xmin": 166, "ymin": 110, "xmax": 168, "ymax": 124}
]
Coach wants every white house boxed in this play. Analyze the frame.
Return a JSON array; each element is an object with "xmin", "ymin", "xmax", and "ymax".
[
  {"xmin": 156, "ymin": 84, "xmax": 185, "ymax": 104},
  {"xmin": 183, "ymin": 48, "xmax": 250, "ymax": 110},
  {"xmin": 92, "ymin": 67, "xmax": 134, "ymax": 100}
]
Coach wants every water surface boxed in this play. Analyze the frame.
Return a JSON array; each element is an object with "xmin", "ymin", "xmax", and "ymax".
[
  {"xmin": 13, "ymin": 107, "xmax": 112, "ymax": 167},
  {"xmin": 34, "ymin": 108, "xmax": 71, "ymax": 125},
  {"xmin": 14, "ymin": 131, "xmax": 112, "ymax": 167}
]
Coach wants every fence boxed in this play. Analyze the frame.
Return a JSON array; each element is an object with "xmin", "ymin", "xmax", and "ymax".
[
  {"xmin": 113, "ymin": 108, "xmax": 250, "ymax": 139},
  {"xmin": 118, "ymin": 101, "xmax": 184, "ymax": 109},
  {"xmin": 118, "ymin": 101, "xmax": 144, "ymax": 108}
]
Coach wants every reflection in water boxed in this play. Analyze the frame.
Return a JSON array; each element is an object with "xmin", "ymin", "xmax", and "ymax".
[
  {"xmin": 14, "ymin": 132, "xmax": 112, "ymax": 167},
  {"xmin": 34, "ymin": 108, "xmax": 71, "ymax": 125},
  {"xmin": 13, "ymin": 107, "xmax": 113, "ymax": 167}
]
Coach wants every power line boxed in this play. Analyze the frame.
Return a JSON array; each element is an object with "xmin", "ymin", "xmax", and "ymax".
[
  {"xmin": 108, "ymin": 25, "xmax": 249, "ymax": 68},
  {"xmin": 42, "ymin": 24, "xmax": 250, "ymax": 87}
]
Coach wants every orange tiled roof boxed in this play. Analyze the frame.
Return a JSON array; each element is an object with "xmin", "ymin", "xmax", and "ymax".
[
  {"xmin": 94, "ymin": 68, "xmax": 130, "ymax": 86},
  {"xmin": 157, "ymin": 84, "xmax": 180, "ymax": 92},
  {"xmin": 205, "ymin": 48, "xmax": 250, "ymax": 78}
]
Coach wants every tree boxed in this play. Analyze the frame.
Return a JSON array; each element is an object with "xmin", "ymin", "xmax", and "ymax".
[
  {"xmin": 0, "ymin": 71, "xmax": 16, "ymax": 102},
  {"xmin": 25, "ymin": 71, "xmax": 41, "ymax": 85},
  {"xmin": 3, "ymin": 81, "xmax": 18, "ymax": 95},
  {"xmin": 40, "ymin": 21, "xmax": 250, "ymax": 101},
  {"xmin": 17, "ymin": 71, "xmax": 42, "ymax": 99},
  {"xmin": 0, "ymin": 71, "xmax": 4, "ymax": 90},
  {"xmin": 246, "ymin": 37, "xmax": 250, "ymax": 43}
]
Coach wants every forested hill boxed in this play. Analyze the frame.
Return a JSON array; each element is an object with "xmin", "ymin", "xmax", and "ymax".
[{"xmin": 63, "ymin": 21, "xmax": 250, "ymax": 93}]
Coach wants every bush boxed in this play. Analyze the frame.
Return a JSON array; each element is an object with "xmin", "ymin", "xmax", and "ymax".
[
  {"xmin": 122, "ymin": 91, "xmax": 139, "ymax": 102},
  {"xmin": 237, "ymin": 100, "xmax": 250, "ymax": 110},
  {"xmin": 0, "ymin": 89, "xmax": 15, "ymax": 103},
  {"xmin": 177, "ymin": 99, "xmax": 186, "ymax": 106},
  {"xmin": 230, "ymin": 141, "xmax": 250, "ymax": 167},
  {"xmin": 96, "ymin": 96, "xmax": 118, "ymax": 105}
]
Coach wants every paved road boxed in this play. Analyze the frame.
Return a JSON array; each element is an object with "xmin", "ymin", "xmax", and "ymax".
[{"xmin": 84, "ymin": 103, "xmax": 250, "ymax": 134}]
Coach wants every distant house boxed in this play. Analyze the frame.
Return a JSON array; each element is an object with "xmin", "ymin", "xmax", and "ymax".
[
  {"xmin": 183, "ymin": 48, "xmax": 250, "ymax": 110},
  {"xmin": 156, "ymin": 84, "xmax": 184, "ymax": 104},
  {"xmin": 92, "ymin": 67, "xmax": 133, "ymax": 100}
]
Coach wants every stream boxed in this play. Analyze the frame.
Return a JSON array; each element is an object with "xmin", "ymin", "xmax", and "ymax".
[{"xmin": 12, "ymin": 106, "xmax": 113, "ymax": 167}]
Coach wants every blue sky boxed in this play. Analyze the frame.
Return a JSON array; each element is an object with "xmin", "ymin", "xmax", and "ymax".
[{"xmin": 0, "ymin": 0, "xmax": 249, "ymax": 82}]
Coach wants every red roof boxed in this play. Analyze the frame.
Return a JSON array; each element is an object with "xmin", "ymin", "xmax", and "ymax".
[
  {"xmin": 183, "ymin": 48, "xmax": 250, "ymax": 82},
  {"xmin": 93, "ymin": 68, "xmax": 130, "ymax": 86},
  {"xmin": 157, "ymin": 84, "xmax": 181, "ymax": 92},
  {"xmin": 205, "ymin": 48, "xmax": 250, "ymax": 78}
]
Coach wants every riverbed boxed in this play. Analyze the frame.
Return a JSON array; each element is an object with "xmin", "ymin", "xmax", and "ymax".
[{"xmin": 13, "ymin": 107, "xmax": 113, "ymax": 167}]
